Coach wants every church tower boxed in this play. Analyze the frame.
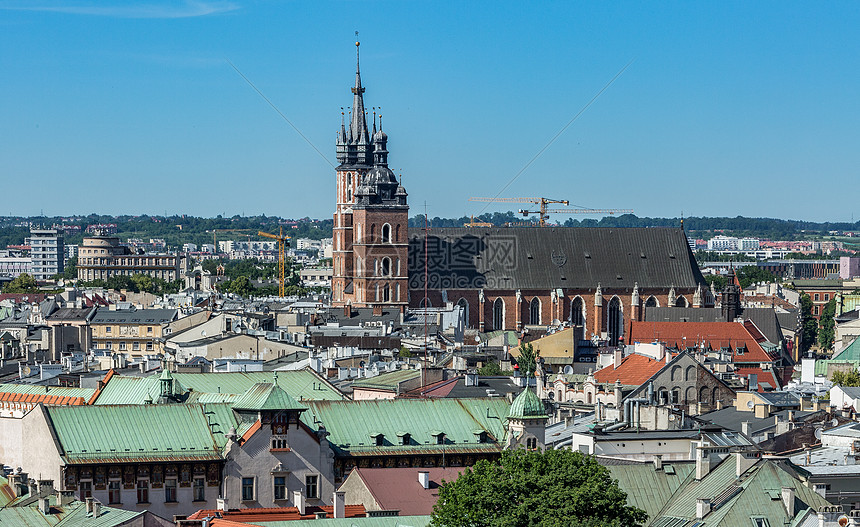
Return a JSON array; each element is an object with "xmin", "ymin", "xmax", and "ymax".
[{"xmin": 332, "ymin": 42, "xmax": 409, "ymax": 311}]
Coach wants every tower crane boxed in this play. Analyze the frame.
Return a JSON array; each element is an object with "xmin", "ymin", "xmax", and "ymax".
[
  {"xmin": 469, "ymin": 197, "xmax": 633, "ymax": 227},
  {"xmin": 257, "ymin": 227, "xmax": 291, "ymax": 297}
]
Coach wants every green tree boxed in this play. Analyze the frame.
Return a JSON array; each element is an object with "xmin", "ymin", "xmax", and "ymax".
[
  {"xmin": 736, "ymin": 266, "xmax": 777, "ymax": 289},
  {"xmin": 62, "ymin": 257, "xmax": 77, "ymax": 280},
  {"xmin": 478, "ymin": 361, "xmax": 502, "ymax": 376},
  {"xmin": 799, "ymin": 293, "xmax": 818, "ymax": 354},
  {"xmin": 431, "ymin": 449, "xmax": 647, "ymax": 527},
  {"xmin": 704, "ymin": 274, "xmax": 727, "ymax": 292},
  {"xmin": 398, "ymin": 346, "xmax": 413, "ymax": 359},
  {"xmin": 832, "ymin": 369, "xmax": 860, "ymax": 387},
  {"xmin": 131, "ymin": 274, "xmax": 154, "ymax": 294},
  {"xmin": 515, "ymin": 342, "xmax": 537, "ymax": 374},
  {"xmin": 227, "ymin": 275, "xmax": 255, "ymax": 297},
  {"xmin": 4, "ymin": 273, "xmax": 39, "ymax": 293},
  {"xmin": 106, "ymin": 274, "xmax": 138, "ymax": 292},
  {"xmin": 818, "ymin": 298, "xmax": 837, "ymax": 352}
]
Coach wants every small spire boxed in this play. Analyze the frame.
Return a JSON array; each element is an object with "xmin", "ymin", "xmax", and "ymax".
[
  {"xmin": 372, "ymin": 107, "xmax": 377, "ymax": 135},
  {"xmin": 379, "ymin": 113, "xmax": 383, "ymax": 131}
]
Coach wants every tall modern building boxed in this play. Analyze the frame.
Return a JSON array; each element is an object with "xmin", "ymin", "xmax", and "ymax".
[
  {"xmin": 28, "ymin": 228, "xmax": 64, "ymax": 280},
  {"xmin": 331, "ymin": 42, "xmax": 409, "ymax": 311}
]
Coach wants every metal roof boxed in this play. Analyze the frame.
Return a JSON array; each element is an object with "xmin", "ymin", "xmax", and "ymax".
[
  {"xmin": 351, "ymin": 369, "xmax": 420, "ymax": 391},
  {"xmin": 0, "ymin": 498, "xmax": 144, "ymax": 527},
  {"xmin": 93, "ymin": 370, "xmax": 343, "ymax": 405},
  {"xmin": 232, "ymin": 382, "xmax": 306, "ymax": 412},
  {"xmin": 90, "ymin": 308, "xmax": 177, "ymax": 324},
  {"xmin": 301, "ymin": 398, "xmax": 510, "ymax": 457},
  {"xmin": 408, "ymin": 227, "xmax": 706, "ymax": 290},
  {"xmin": 605, "ymin": 461, "xmax": 695, "ymax": 521},
  {"xmin": 46, "ymin": 404, "xmax": 223, "ymax": 463}
]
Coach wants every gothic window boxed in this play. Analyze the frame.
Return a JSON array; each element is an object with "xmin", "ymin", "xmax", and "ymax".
[
  {"xmin": 396, "ymin": 283, "xmax": 401, "ymax": 301},
  {"xmin": 420, "ymin": 297, "xmax": 432, "ymax": 308},
  {"xmin": 382, "ymin": 224, "xmax": 391, "ymax": 243},
  {"xmin": 529, "ymin": 297, "xmax": 541, "ymax": 325},
  {"xmin": 493, "ymin": 298, "xmax": 505, "ymax": 330},
  {"xmin": 676, "ymin": 295, "xmax": 688, "ymax": 307},
  {"xmin": 395, "ymin": 224, "xmax": 401, "ymax": 242},
  {"xmin": 383, "ymin": 284, "xmax": 390, "ymax": 302},
  {"xmin": 457, "ymin": 298, "xmax": 469, "ymax": 326},
  {"xmin": 571, "ymin": 297, "xmax": 585, "ymax": 328},
  {"xmin": 381, "ymin": 257, "xmax": 391, "ymax": 277},
  {"xmin": 607, "ymin": 297, "xmax": 623, "ymax": 345},
  {"xmin": 369, "ymin": 224, "xmax": 376, "ymax": 242},
  {"xmin": 645, "ymin": 296, "xmax": 659, "ymax": 308}
]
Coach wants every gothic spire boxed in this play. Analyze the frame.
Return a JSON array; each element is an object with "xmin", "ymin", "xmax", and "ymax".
[{"xmin": 350, "ymin": 41, "xmax": 369, "ymax": 146}]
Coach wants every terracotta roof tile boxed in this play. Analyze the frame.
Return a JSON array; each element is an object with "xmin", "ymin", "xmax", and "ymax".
[
  {"xmin": 594, "ymin": 354, "xmax": 665, "ymax": 386},
  {"xmin": 627, "ymin": 321, "xmax": 775, "ymax": 362},
  {"xmin": 189, "ymin": 505, "xmax": 366, "ymax": 522}
]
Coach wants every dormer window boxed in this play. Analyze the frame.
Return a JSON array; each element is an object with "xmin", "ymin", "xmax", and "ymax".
[
  {"xmin": 370, "ymin": 432, "xmax": 384, "ymax": 446},
  {"xmin": 473, "ymin": 430, "xmax": 488, "ymax": 443},
  {"xmin": 396, "ymin": 432, "xmax": 410, "ymax": 445}
]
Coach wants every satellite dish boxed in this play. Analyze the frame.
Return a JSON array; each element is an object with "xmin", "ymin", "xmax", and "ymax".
[
  {"xmin": 838, "ymin": 515, "xmax": 849, "ymax": 527},
  {"xmin": 564, "ymin": 365, "xmax": 574, "ymax": 375},
  {"xmin": 548, "ymin": 392, "xmax": 555, "ymax": 400},
  {"xmin": 747, "ymin": 400, "xmax": 755, "ymax": 409},
  {"xmin": 832, "ymin": 418, "xmax": 840, "ymax": 427},
  {"xmin": 475, "ymin": 335, "xmax": 481, "ymax": 343},
  {"xmin": 814, "ymin": 427, "xmax": 823, "ymax": 440}
]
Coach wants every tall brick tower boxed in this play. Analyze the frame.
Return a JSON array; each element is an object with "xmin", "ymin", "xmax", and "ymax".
[{"xmin": 332, "ymin": 42, "xmax": 409, "ymax": 311}]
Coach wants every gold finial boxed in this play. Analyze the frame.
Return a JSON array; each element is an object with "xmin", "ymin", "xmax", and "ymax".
[{"xmin": 356, "ymin": 41, "xmax": 360, "ymax": 47}]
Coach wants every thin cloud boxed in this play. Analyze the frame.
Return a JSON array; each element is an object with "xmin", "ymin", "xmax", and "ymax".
[{"xmin": 0, "ymin": 0, "xmax": 239, "ymax": 18}]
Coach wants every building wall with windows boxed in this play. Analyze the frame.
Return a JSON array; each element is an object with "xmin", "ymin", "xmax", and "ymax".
[
  {"xmin": 90, "ymin": 308, "xmax": 176, "ymax": 356},
  {"xmin": 28, "ymin": 228, "xmax": 64, "ymax": 280},
  {"xmin": 77, "ymin": 236, "xmax": 179, "ymax": 282}
]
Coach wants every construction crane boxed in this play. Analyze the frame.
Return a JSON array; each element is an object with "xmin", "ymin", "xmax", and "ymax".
[
  {"xmin": 469, "ymin": 197, "xmax": 633, "ymax": 227},
  {"xmin": 463, "ymin": 215, "xmax": 493, "ymax": 228},
  {"xmin": 208, "ymin": 228, "xmax": 256, "ymax": 249},
  {"xmin": 257, "ymin": 227, "xmax": 291, "ymax": 297}
]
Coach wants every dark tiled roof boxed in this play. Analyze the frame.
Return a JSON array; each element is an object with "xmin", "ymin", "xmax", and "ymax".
[
  {"xmin": 91, "ymin": 308, "xmax": 177, "ymax": 324},
  {"xmin": 408, "ymin": 227, "xmax": 706, "ymax": 290},
  {"xmin": 47, "ymin": 308, "xmax": 94, "ymax": 321}
]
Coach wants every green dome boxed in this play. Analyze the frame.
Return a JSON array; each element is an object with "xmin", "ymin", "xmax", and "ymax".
[{"xmin": 508, "ymin": 388, "xmax": 546, "ymax": 419}]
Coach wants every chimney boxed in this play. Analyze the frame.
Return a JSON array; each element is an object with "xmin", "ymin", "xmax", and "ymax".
[
  {"xmin": 781, "ymin": 487, "xmax": 795, "ymax": 517},
  {"xmin": 57, "ymin": 490, "xmax": 75, "ymax": 507},
  {"xmin": 85, "ymin": 497, "xmax": 94, "ymax": 514},
  {"xmin": 696, "ymin": 498, "xmax": 711, "ymax": 520},
  {"xmin": 216, "ymin": 498, "xmax": 227, "ymax": 511},
  {"xmin": 788, "ymin": 410, "xmax": 796, "ymax": 422},
  {"xmin": 653, "ymin": 455, "xmax": 663, "ymax": 471},
  {"xmin": 293, "ymin": 490, "xmax": 305, "ymax": 515},
  {"xmin": 38, "ymin": 479, "xmax": 54, "ymax": 497},
  {"xmin": 741, "ymin": 421, "xmax": 750, "ymax": 435},
  {"xmin": 343, "ymin": 305, "xmax": 351, "ymax": 318},
  {"xmin": 736, "ymin": 451, "xmax": 759, "ymax": 477},
  {"xmin": 418, "ymin": 471, "xmax": 430, "ymax": 489},
  {"xmin": 39, "ymin": 497, "xmax": 51, "ymax": 515},
  {"xmin": 92, "ymin": 500, "xmax": 101, "ymax": 518},
  {"xmin": 754, "ymin": 404, "xmax": 768, "ymax": 419},
  {"xmin": 716, "ymin": 399, "xmax": 724, "ymax": 410},
  {"xmin": 372, "ymin": 305, "xmax": 383, "ymax": 317},
  {"xmin": 696, "ymin": 447, "xmax": 711, "ymax": 480},
  {"xmin": 613, "ymin": 348, "xmax": 622, "ymax": 367},
  {"xmin": 333, "ymin": 491, "xmax": 345, "ymax": 518}
]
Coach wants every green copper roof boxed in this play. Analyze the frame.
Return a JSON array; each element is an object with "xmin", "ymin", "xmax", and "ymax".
[
  {"xmin": 93, "ymin": 370, "xmax": 343, "ymax": 405},
  {"xmin": 508, "ymin": 387, "xmax": 546, "ymax": 419},
  {"xmin": 232, "ymin": 382, "xmax": 306, "ymax": 412},
  {"xmin": 0, "ymin": 498, "xmax": 143, "ymax": 527},
  {"xmin": 46, "ymin": 404, "xmax": 224, "ymax": 463},
  {"xmin": 350, "ymin": 369, "xmax": 420, "ymax": 391},
  {"xmin": 302, "ymin": 398, "xmax": 510, "ymax": 456}
]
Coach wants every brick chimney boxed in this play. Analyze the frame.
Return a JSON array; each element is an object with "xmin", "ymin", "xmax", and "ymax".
[{"xmin": 372, "ymin": 304, "xmax": 383, "ymax": 317}]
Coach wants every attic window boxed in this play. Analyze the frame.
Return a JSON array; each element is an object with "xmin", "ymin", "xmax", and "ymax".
[
  {"xmin": 616, "ymin": 275, "xmax": 622, "ymax": 280},
  {"xmin": 396, "ymin": 431, "xmax": 411, "ymax": 445},
  {"xmin": 473, "ymin": 430, "xmax": 488, "ymax": 443},
  {"xmin": 370, "ymin": 432, "xmax": 384, "ymax": 446},
  {"xmin": 584, "ymin": 252, "xmax": 591, "ymax": 259},
  {"xmin": 526, "ymin": 253, "xmax": 534, "ymax": 260},
  {"xmin": 736, "ymin": 346, "xmax": 746, "ymax": 355},
  {"xmin": 668, "ymin": 253, "xmax": 676, "ymax": 259},
  {"xmin": 640, "ymin": 252, "xmax": 646, "ymax": 259}
]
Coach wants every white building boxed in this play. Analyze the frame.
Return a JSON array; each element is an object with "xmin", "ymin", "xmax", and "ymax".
[{"xmin": 27, "ymin": 228, "xmax": 64, "ymax": 280}]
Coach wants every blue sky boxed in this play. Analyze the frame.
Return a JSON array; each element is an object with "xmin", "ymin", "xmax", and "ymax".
[{"xmin": 1, "ymin": 1, "xmax": 859, "ymax": 222}]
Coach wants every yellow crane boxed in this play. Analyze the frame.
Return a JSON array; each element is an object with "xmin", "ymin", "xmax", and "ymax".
[
  {"xmin": 209, "ymin": 228, "xmax": 256, "ymax": 249},
  {"xmin": 469, "ymin": 197, "xmax": 633, "ymax": 227},
  {"xmin": 258, "ymin": 227, "xmax": 291, "ymax": 297}
]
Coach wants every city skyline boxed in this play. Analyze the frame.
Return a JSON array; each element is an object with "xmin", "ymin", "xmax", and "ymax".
[{"xmin": 2, "ymin": 1, "xmax": 859, "ymax": 222}]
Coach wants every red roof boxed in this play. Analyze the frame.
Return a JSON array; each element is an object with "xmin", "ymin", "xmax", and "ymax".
[
  {"xmin": 735, "ymin": 367, "xmax": 781, "ymax": 391},
  {"xmin": 594, "ymin": 354, "xmax": 665, "ymax": 386},
  {"xmin": 0, "ymin": 293, "xmax": 46, "ymax": 303},
  {"xmin": 0, "ymin": 392, "xmax": 85, "ymax": 406},
  {"xmin": 188, "ymin": 505, "xmax": 366, "ymax": 522},
  {"xmin": 627, "ymin": 321, "xmax": 775, "ymax": 363},
  {"xmin": 349, "ymin": 466, "xmax": 465, "ymax": 516}
]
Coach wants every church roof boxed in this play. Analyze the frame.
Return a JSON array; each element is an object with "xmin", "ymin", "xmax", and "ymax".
[{"xmin": 408, "ymin": 227, "xmax": 706, "ymax": 291}]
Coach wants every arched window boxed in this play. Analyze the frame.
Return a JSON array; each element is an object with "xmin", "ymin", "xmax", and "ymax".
[
  {"xmin": 607, "ymin": 297, "xmax": 623, "ymax": 345},
  {"xmin": 396, "ymin": 258, "xmax": 400, "ymax": 277},
  {"xmin": 571, "ymin": 297, "xmax": 585, "ymax": 328},
  {"xmin": 685, "ymin": 365, "xmax": 696, "ymax": 381},
  {"xmin": 670, "ymin": 365, "xmax": 682, "ymax": 382},
  {"xmin": 529, "ymin": 297, "xmax": 541, "ymax": 325},
  {"xmin": 699, "ymin": 386, "xmax": 711, "ymax": 405},
  {"xmin": 395, "ymin": 224, "xmax": 401, "ymax": 242},
  {"xmin": 355, "ymin": 256, "xmax": 362, "ymax": 276},
  {"xmin": 396, "ymin": 284, "xmax": 401, "ymax": 302},
  {"xmin": 675, "ymin": 295, "xmax": 688, "ymax": 308},
  {"xmin": 493, "ymin": 298, "xmax": 505, "ymax": 330},
  {"xmin": 369, "ymin": 224, "xmax": 376, "ymax": 242},
  {"xmin": 420, "ymin": 297, "xmax": 432, "ymax": 308},
  {"xmin": 383, "ymin": 284, "xmax": 390, "ymax": 302},
  {"xmin": 381, "ymin": 224, "xmax": 391, "ymax": 243},
  {"xmin": 457, "ymin": 298, "xmax": 469, "ymax": 327},
  {"xmin": 645, "ymin": 296, "xmax": 658, "ymax": 308},
  {"xmin": 355, "ymin": 223, "xmax": 362, "ymax": 243},
  {"xmin": 381, "ymin": 257, "xmax": 391, "ymax": 277}
]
